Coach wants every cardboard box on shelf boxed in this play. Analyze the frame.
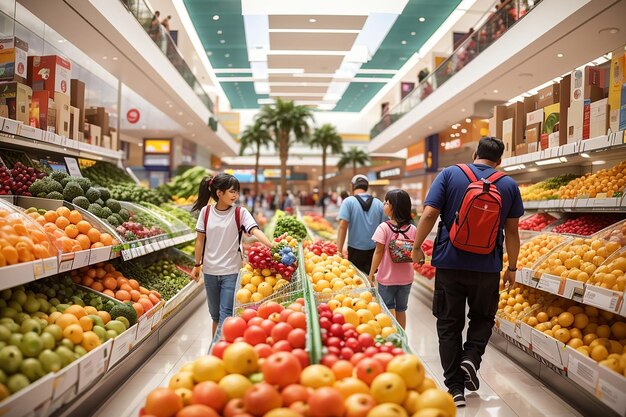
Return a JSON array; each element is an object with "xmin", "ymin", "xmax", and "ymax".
[
  {"xmin": 526, "ymin": 108, "xmax": 544, "ymax": 127},
  {"xmin": 28, "ymin": 55, "xmax": 71, "ymax": 96},
  {"xmin": 0, "ymin": 81, "xmax": 31, "ymax": 124},
  {"xmin": 0, "ymin": 104, "xmax": 7, "ymax": 118},
  {"xmin": 541, "ymin": 103, "xmax": 560, "ymax": 150},
  {"xmin": 515, "ymin": 143, "xmax": 528, "ymax": 156},
  {"xmin": 506, "ymin": 101, "xmax": 525, "ymax": 149},
  {"xmin": 590, "ymin": 98, "xmax": 609, "ymax": 138},
  {"xmin": 492, "ymin": 105, "xmax": 507, "ymax": 139},
  {"xmin": 70, "ymin": 79, "xmax": 84, "ymax": 126},
  {"xmin": 54, "ymin": 92, "xmax": 70, "ymax": 137},
  {"xmin": 85, "ymin": 123, "xmax": 101, "ymax": 146},
  {"xmin": 524, "ymin": 94, "xmax": 539, "ymax": 114},
  {"xmin": 583, "ymin": 99, "xmax": 592, "ymax": 140},
  {"xmin": 559, "ymin": 74, "xmax": 571, "ymax": 146},
  {"xmin": 570, "ymin": 66, "xmax": 604, "ymax": 103},
  {"xmin": 502, "ymin": 118, "xmax": 514, "ymax": 157},
  {"xmin": 110, "ymin": 128, "xmax": 118, "ymax": 151},
  {"xmin": 567, "ymin": 101, "xmax": 584, "ymax": 143},
  {"xmin": 69, "ymin": 106, "xmax": 80, "ymax": 140},
  {"xmin": 620, "ymin": 84, "xmax": 626, "ymax": 131},
  {"xmin": 538, "ymin": 83, "xmax": 560, "ymax": 108},
  {"xmin": 608, "ymin": 47, "xmax": 625, "ymax": 132},
  {"xmin": 0, "ymin": 37, "xmax": 28, "ymax": 82},
  {"xmin": 525, "ymin": 123, "xmax": 541, "ymax": 152},
  {"xmin": 102, "ymin": 135, "xmax": 111, "ymax": 149},
  {"xmin": 31, "ymin": 90, "xmax": 56, "ymax": 131},
  {"xmin": 85, "ymin": 107, "xmax": 110, "ymax": 136}
]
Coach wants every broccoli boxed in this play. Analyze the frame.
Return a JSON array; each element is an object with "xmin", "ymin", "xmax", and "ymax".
[
  {"xmin": 105, "ymin": 199, "xmax": 121, "ymax": 213},
  {"xmin": 46, "ymin": 191, "xmax": 63, "ymax": 200},
  {"xmin": 63, "ymin": 182, "xmax": 84, "ymax": 201},
  {"xmin": 29, "ymin": 178, "xmax": 63, "ymax": 195},
  {"xmin": 87, "ymin": 203, "xmax": 104, "ymax": 218},
  {"xmin": 75, "ymin": 178, "xmax": 92, "ymax": 193},
  {"xmin": 37, "ymin": 192, "xmax": 47, "ymax": 198},
  {"xmin": 118, "ymin": 208, "xmax": 130, "ymax": 222},
  {"xmin": 101, "ymin": 207, "xmax": 113, "ymax": 219},
  {"xmin": 85, "ymin": 188, "xmax": 101, "ymax": 203},
  {"xmin": 96, "ymin": 187, "xmax": 111, "ymax": 201},
  {"xmin": 72, "ymin": 196, "xmax": 90, "ymax": 210},
  {"xmin": 112, "ymin": 214, "xmax": 123, "ymax": 224},
  {"xmin": 109, "ymin": 302, "xmax": 138, "ymax": 326},
  {"xmin": 95, "ymin": 199, "xmax": 105, "ymax": 206},
  {"xmin": 106, "ymin": 215, "xmax": 120, "ymax": 227},
  {"xmin": 50, "ymin": 171, "xmax": 68, "ymax": 183}
]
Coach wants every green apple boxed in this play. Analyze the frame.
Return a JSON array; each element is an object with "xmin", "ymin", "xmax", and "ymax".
[
  {"xmin": 0, "ymin": 346, "xmax": 23, "ymax": 373},
  {"xmin": 1, "ymin": 289, "xmax": 11, "ymax": 301},
  {"xmin": 7, "ymin": 373, "xmax": 29, "ymax": 393},
  {"xmin": 20, "ymin": 318, "xmax": 41, "ymax": 335},
  {"xmin": 8, "ymin": 333, "xmax": 22, "ymax": 347},
  {"xmin": 8, "ymin": 301, "xmax": 22, "ymax": 314},
  {"xmin": 55, "ymin": 346, "xmax": 75, "ymax": 367},
  {"xmin": 74, "ymin": 346, "xmax": 87, "ymax": 357},
  {"xmin": 39, "ymin": 349, "xmax": 62, "ymax": 373},
  {"xmin": 43, "ymin": 324, "xmax": 63, "ymax": 342},
  {"xmin": 60, "ymin": 338, "xmax": 74, "ymax": 350},
  {"xmin": 49, "ymin": 298, "xmax": 60, "ymax": 307},
  {"xmin": 0, "ymin": 308, "xmax": 17, "ymax": 320},
  {"xmin": 36, "ymin": 299, "xmax": 50, "ymax": 313},
  {"xmin": 10, "ymin": 290, "xmax": 26, "ymax": 306},
  {"xmin": 56, "ymin": 304, "xmax": 69, "ymax": 313},
  {"xmin": 23, "ymin": 296, "xmax": 40, "ymax": 314},
  {"xmin": 40, "ymin": 332, "xmax": 55, "ymax": 350},
  {"xmin": 88, "ymin": 315, "xmax": 105, "ymax": 328},
  {"xmin": 0, "ymin": 299, "xmax": 6, "ymax": 309},
  {"xmin": 104, "ymin": 330, "xmax": 118, "ymax": 341},
  {"xmin": 0, "ymin": 325, "xmax": 11, "ymax": 342},
  {"xmin": 0, "ymin": 369, "xmax": 6, "ymax": 384},
  {"xmin": 92, "ymin": 326, "xmax": 106, "ymax": 341},
  {"xmin": 13, "ymin": 313, "xmax": 29, "ymax": 325},
  {"xmin": 105, "ymin": 320, "xmax": 126, "ymax": 335},
  {"xmin": 115, "ymin": 317, "xmax": 130, "ymax": 329},
  {"xmin": 20, "ymin": 332, "xmax": 43, "ymax": 358},
  {"xmin": 20, "ymin": 358, "xmax": 44, "ymax": 382}
]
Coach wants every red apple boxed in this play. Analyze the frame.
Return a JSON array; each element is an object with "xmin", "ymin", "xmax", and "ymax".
[
  {"xmin": 281, "ymin": 384, "xmax": 310, "ymax": 406},
  {"xmin": 308, "ymin": 387, "xmax": 345, "ymax": 417},
  {"xmin": 355, "ymin": 358, "xmax": 384, "ymax": 385},
  {"xmin": 291, "ymin": 348, "xmax": 309, "ymax": 368},
  {"xmin": 261, "ymin": 352, "xmax": 302, "ymax": 388},
  {"xmin": 243, "ymin": 383, "xmax": 282, "ymax": 416},
  {"xmin": 271, "ymin": 323, "xmax": 294, "ymax": 341},
  {"xmin": 344, "ymin": 393, "xmax": 377, "ymax": 417},
  {"xmin": 244, "ymin": 326, "xmax": 267, "ymax": 346}
]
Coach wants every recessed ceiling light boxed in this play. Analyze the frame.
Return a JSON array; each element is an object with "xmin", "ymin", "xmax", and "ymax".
[
  {"xmin": 449, "ymin": 134, "xmax": 454, "ymax": 138},
  {"xmin": 178, "ymin": 111, "xmax": 183, "ymax": 116},
  {"xmin": 168, "ymin": 104, "xmax": 173, "ymax": 108},
  {"xmin": 57, "ymin": 39, "xmax": 66, "ymax": 43},
  {"xmin": 217, "ymin": 30, "xmax": 222, "ymax": 35},
  {"xmin": 592, "ymin": 160, "xmax": 606, "ymax": 165},
  {"xmin": 461, "ymin": 108, "xmax": 466, "ymax": 112},
  {"xmin": 465, "ymin": 118, "xmax": 471, "ymax": 123},
  {"xmin": 138, "ymin": 143, "xmax": 143, "ymax": 147},
  {"xmin": 228, "ymin": 63, "xmax": 233, "ymax": 67},
  {"xmin": 401, "ymin": 40, "xmax": 407, "ymax": 45},
  {"xmin": 112, "ymin": 56, "xmax": 118, "ymax": 61},
  {"xmin": 141, "ymin": 125, "xmax": 146, "ymax": 129},
  {"xmin": 309, "ymin": 18, "xmax": 317, "ymax": 23},
  {"xmin": 493, "ymin": 89, "xmax": 498, "ymax": 93},
  {"xmin": 580, "ymin": 152, "xmax": 590, "ymax": 158},
  {"xmin": 557, "ymin": 53, "xmax": 564, "ymax": 58},
  {"xmin": 206, "ymin": 51, "xmax": 212, "ymax": 56},
  {"xmin": 461, "ymin": 128, "xmax": 467, "ymax": 134},
  {"xmin": 186, "ymin": 122, "xmax": 193, "ymax": 126},
  {"xmin": 191, "ymin": 134, "xmax": 196, "ymax": 137},
  {"xmin": 418, "ymin": 17, "xmax": 426, "ymax": 22},
  {"xmin": 411, "ymin": 32, "xmax": 416, "ymax": 36},
  {"xmin": 225, "ymin": 53, "xmax": 230, "ymax": 58},
  {"xmin": 428, "ymin": 126, "xmax": 433, "ymax": 130},
  {"xmin": 102, "ymin": 56, "xmax": 108, "ymax": 60},
  {"xmin": 220, "ymin": 40, "xmax": 225, "ymax": 44},
  {"xmin": 599, "ymin": 27, "xmax": 619, "ymax": 35},
  {"xmin": 212, "ymin": 15, "xmax": 219, "ymax": 20}
]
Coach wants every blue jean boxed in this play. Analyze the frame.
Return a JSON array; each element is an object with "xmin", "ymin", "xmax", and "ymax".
[
  {"xmin": 377, "ymin": 283, "xmax": 412, "ymax": 312},
  {"xmin": 204, "ymin": 273, "xmax": 238, "ymax": 323}
]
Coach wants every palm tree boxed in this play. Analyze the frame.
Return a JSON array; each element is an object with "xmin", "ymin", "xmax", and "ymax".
[
  {"xmin": 337, "ymin": 147, "xmax": 370, "ymax": 177},
  {"xmin": 239, "ymin": 119, "xmax": 272, "ymax": 201},
  {"xmin": 309, "ymin": 124, "xmax": 343, "ymax": 216},
  {"xmin": 258, "ymin": 98, "xmax": 313, "ymax": 197}
]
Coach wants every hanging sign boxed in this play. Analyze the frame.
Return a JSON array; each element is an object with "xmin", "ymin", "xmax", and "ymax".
[{"xmin": 126, "ymin": 109, "xmax": 140, "ymax": 124}]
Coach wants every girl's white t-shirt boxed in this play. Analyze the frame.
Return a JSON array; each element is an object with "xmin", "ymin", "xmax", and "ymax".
[{"xmin": 195, "ymin": 205, "xmax": 258, "ymax": 275}]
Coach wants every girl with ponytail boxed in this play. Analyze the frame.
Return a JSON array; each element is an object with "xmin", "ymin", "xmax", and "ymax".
[{"xmin": 191, "ymin": 173, "xmax": 273, "ymax": 334}]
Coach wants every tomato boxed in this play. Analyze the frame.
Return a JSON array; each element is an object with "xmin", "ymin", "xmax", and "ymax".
[
  {"xmin": 287, "ymin": 312, "xmax": 307, "ymax": 330},
  {"xmin": 279, "ymin": 308, "xmax": 294, "ymax": 322},
  {"xmin": 211, "ymin": 341, "xmax": 230, "ymax": 359},
  {"xmin": 243, "ymin": 383, "xmax": 282, "ymax": 416},
  {"xmin": 273, "ymin": 340, "xmax": 293, "ymax": 352},
  {"xmin": 262, "ymin": 352, "xmax": 302, "ymax": 388},
  {"xmin": 260, "ymin": 319, "xmax": 277, "ymax": 335},
  {"xmin": 291, "ymin": 348, "xmax": 309, "ymax": 368},
  {"xmin": 241, "ymin": 309, "xmax": 257, "ymax": 322},
  {"xmin": 358, "ymin": 334, "xmax": 374, "ymax": 348},
  {"xmin": 355, "ymin": 358, "xmax": 384, "ymax": 385},
  {"xmin": 332, "ymin": 314, "xmax": 345, "ymax": 325},
  {"xmin": 222, "ymin": 317, "xmax": 247, "ymax": 343},
  {"xmin": 271, "ymin": 323, "xmax": 294, "ymax": 342},
  {"xmin": 248, "ymin": 317, "xmax": 264, "ymax": 327},
  {"xmin": 308, "ymin": 387, "xmax": 345, "ymax": 417},
  {"xmin": 329, "ymin": 324, "xmax": 344, "ymax": 338},
  {"xmin": 254, "ymin": 343, "xmax": 273, "ymax": 358},
  {"xmin": 258, "ymin": 301, "xmax": 284, "ymax": 319},
  {"xmin": 281, "ymin": 384, "xmax": 310, "ymax": 406},
  {"xmin": 320, "ymin": 354, "xmax": 339, "ymax": 368},
  {"xmin": 243, "ymin": 326, "xmax": 267, "ymax": 346},
  {"xmin": 287, "ymin": 328, "xmax": 306, "ymax": 349},
  {"xmin": 345, "ymin": 338, "xmax": 361, "ymax": 351},
  {"xmin": 191, "ymin": 381, "xmax": 227, "ymax": 412},
  {"xmin": 175, "ymin": 404, "xmax": 219, "ymax": 417},
  {"xmin": 145, "ymin": 387, "xmax": 183, "ymax": 417},
  {"xmin": 341, "ymin": 347, "xmax": 354, "ymax": 360},
  {"xmin": 350, "ymin": 352, "xmax": 366, "ymax": 366},
  {"xmin": 223, "ymin": 398, "xmax": 246, "ymax": 417},
  {"xmin": 319, "ymin": 317, "xmax": 332, "ymax": 330},
  {"xmin": 326, "ymin": 336, "xmax": 342, "ymax": 349},
  {"xmin": 373, "ymin": 352, "xmax": 394, "ymax": 369}
]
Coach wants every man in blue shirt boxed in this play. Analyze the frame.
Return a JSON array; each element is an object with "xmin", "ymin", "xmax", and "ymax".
[
  {"xmin": 337, "ymin": 175, "xmax": 386, "ymax": 274},
  {"xmin": 412, "ymin": 137, "xmax": 523, "ymax": 407}
]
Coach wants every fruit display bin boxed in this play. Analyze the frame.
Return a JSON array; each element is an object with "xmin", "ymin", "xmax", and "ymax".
[
  {"xmin": 233, "ymin": 265, "xmax": 305, "ymax": 313},
  {"xmin": 116, "ymin": 202, "xmax": 174, "ymax": 242},
  {"xmin": 583, "ymin": 246, "xmax": 626, "ymax": 315},
  {"xmin": 138, "ymin": 202, "xmax": 192, "ymax": 236}
]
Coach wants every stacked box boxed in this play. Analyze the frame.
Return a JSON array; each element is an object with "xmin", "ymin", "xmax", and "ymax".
[
  {"xmin": 0, "ymin": 81, "xmax": 31, "ymax": 124},
  {"xmin": 28, "ymin": 55, "xmax": 71, "ymax": 96},
  {"xmin": 0, "ymin": 37, "xmax": 28, "ymax": 83}
]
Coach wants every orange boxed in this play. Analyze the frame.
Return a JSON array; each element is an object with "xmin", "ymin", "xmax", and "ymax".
[
  {"xmin": 130, "ymin": 290, "xmax": 141, "ymax": 302},
  {"xmin": 81, "ymin": 276, "xmax": 94, "ymax": 287},
  {"xmin": 43, "ymin": 211, "xmax": 58, "ymax": 223},
  {"xmin": 55, "ymin": 313, "xmax": 80, "ymax": 329},
  {"xmin": 65, "ymin": 305, "xmax": 87, "ymax": 319},
  {"xmin": 128, "ymin": 279, "xmax": 140, "ymax": 290},
  {"xmin": 13, "ymin": 222, "xmax": 27, "ymax": 236},
  {"xmin": 1, "ymin": 246, "xmax": 17, "ymax": 265},
  {"xmin": 115, "ymin": 290, "xmax": 131, "ymax": 301},
  {"xmin": 68, "ymin": 210, "xmax": 82, "ymax": 225},
  {"xmin": 84, "ymin": 306, "xmax": 97, "ymax": 315},
  {"xmin": 100, "ymin": 233, "xmax": 113, "ymax": 246},
  {"xmin": 331, "ymin": 360, "xmax": 354, "ymax": 380},
  {"xmin": 133, "ymin": 302, "xmax": 144, "ymax": 317},
  {"xmin": 103, "ymin": 277, "xmax": 118, "ymax": 290},
  {"xmin": 120, "ymin": 283, "xmax": 133, "ymax": 292},
  {"xmin": 71, "ymin": 244, "xmax": 82, "ymax": 252},
  {"xmin": 76, "ymin": 234, "xmax": 91, "ymax": 250},
  {"xmin": 79, "ymin": 316, "xmax": 93, "ymax": 331},
  {"xmin": 81, "ymin": 331, "xmax": 100, "ymax": 351},
  {"xmin": 63, "ymin": 324, "xmax": 84, "ymax": 344},
  {"xmin": 76, "ymin": 221, "xmax": 92, "ymax": 235},
  {"xmin": 35, "ymin": 216, "xmax": 46, "ymax": 226},
  {"xmin": 56, "ymin": 207, "xmax": 71, "ymax": 218},
  {"xmin": 97, "ymin": 310, "xmax": 111, "ymax": 324},
  {"xmin": 59, "ymin": 237, "xmax": 74, "ymax": 253},
  {"xmin": 91, "ymin": 282, "xmax": 104, "ymax": 292},
  {"xmin": 91, "ymin": 242, "xmax": 104, "ymax": 249},
  {"xmin": 87, "ymin": 228, "xmax": 101, "ymax": 244},
  {"xmin": 65, "ymin": 225, "xmax": 79, "ymax": 239},
  {"xmin": 55, "ymin": 216, "xmax": 70, "ymax": 230}
]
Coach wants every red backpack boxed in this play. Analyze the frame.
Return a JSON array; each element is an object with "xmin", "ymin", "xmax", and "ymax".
[
  {"xmin": 448, "ymin": 164, "xmax": 506, "ymax": 255},
  {"xmin": 202, "ymin": 205, "xmax": 244, "ymax": 257}
]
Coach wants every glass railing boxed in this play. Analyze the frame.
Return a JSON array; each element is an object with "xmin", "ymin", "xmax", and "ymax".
[
  {"xmin": 120, "ymin": 0, "xmax": 215, "ymax": 114},
  {"xmin": 370, "ymin": 0, "xmax": 541, "ymax": 139}
]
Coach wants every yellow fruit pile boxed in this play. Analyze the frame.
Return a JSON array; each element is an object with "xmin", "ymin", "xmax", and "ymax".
[
  {"xmin": 559, "ymin": 161, "xmax": 626, "ymax": 199},
  {"xmin": 304, "ymin": 252, "xmax": 366, "ymax": 293},
  {"xmin": 504, "ymin": 234, "xmax": 565, "ymax": 272},
  {"xmin": 587, "ymin": 254, "xmax": 626, "ymax": 291},
  {"xmin": 534, "ymin": 238, "xmax": 622, "ymax": 282},
  {"xmin": 172, "ymin": 195, "xmax": 197, "ymax": 206},
  {"xmin": 327, "ymin": 292, "xmax": 397, "ymax": 339},
  {"xmin": 520, "ymin": 184, "xmax": 559, "ymax": 202},
  {"xmin": 235, "ymin": 266, "xmax": 291, "ymax": 304},
  {"xmin": 497, "ymin": 286, "xmax": 543, "ymax": 322}
]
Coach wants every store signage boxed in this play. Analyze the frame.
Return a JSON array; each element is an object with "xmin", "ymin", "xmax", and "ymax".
[
  {"xmin": 64, "ymin": 157, "xmax": 82, "ymax": 178},
  {"xmin": 126, "ymin": 108, "xmax": 140, "ymax": 124},
  {"xmin": 425, "ymin": 134, "xmax": 439, "ymax": 173},
  {"xmin": 377, "ymin": 168, "xmax": 401, "ymax": 179},
  {"xmin": 406, "ymin": 141, "xmax": 425, "ymax": 171},
  {"xmin": 144, "ymin": 139, "xmax": 171, "ymax": 154},
  {"xmin": 264, "ymin": 169, "xmax": 291, "ymax": 179}
]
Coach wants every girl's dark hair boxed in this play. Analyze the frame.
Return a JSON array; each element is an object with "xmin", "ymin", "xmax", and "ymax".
[
  {"xmin": 192, "ymin": 173, "xmax": 240, "ymax": 212},
  {"xmin": 384, "ymin": 189, "xmax": 413, "ymax": 227}
]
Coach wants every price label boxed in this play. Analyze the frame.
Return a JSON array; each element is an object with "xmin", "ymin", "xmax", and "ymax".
[
  {"xmin": 583, "ymin": 286, "xmax": 622, "ymax": 313},
  {"xmin": 121, "ymin": 250, "xmax": 131, "ymax": 261},
  {"xmin": 32, "ymin": 260, "xmax": 44, "ymax": 279},
  {"xmin": 136, "ymin": 315, "xmax": 153, "ymax": 342},
  {"xmin": 64, "ymin": 157, "xmax": 83, "ymax": 178},
  {"xmin": 52, "ymin": 364, "xmax": 78, "ymax": 400},
  {"xmin": 73, "ymin": 250, "xmax": 91, "ymax": 269},
  {"xmin": 597, "ymin": 376, "xmax": 626, "ymax": 415},
  {"xmin": 90, "ymin": 247, "xmax": 112, "ymax": 263},
  {"xmin": 58, "ymin": 260, "xmax": 73, "ymax": 273},
  {"xmin": 42, "ymin": 257, "xmax": 58, "ymax": 276},
  {"xmin": 609, "ymin": 130, "xmax": 625, "ymax": 146},
  {"xmin": 537, "ymin": 274, "xmax": 563, "ymax": 295},
  {"xmin": 107, "ymin": 325, "xmax": 137, "ymax": 371},
  {"xmin": 520, "ymin": 268, "xmax": 535, "ymax": 287},
  {"xmin": 77, "ymin": 341, "xmax": 112, "ymax": 392},
  {"xmin": 531, "ymin": 330, "xmax": 563, "ymax": 367},
  {"xmin": 567, "ymin": 350, "xmax": 598, "ymax": 394},
  {"xmin": 152, "ymin": 306, "xmax": 165, "ymax": 329}
]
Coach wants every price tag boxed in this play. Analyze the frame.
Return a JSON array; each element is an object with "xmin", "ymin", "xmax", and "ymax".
[
  {"xmin": 562, "ymin": 278, "xmax": 585, "ymax": 299},
  {"xmin": 608, "ymin": 130, "xmax": 625, "ymax": 146},
  {"xmin": 58, "ymin": 259, "xmax": 73, "ymax": 273},
  {"xmin": 2, "ymin": 119, "xmax": 20, "ymax": 134},
  {"xmin": 32, "ymin": 260, "xmax": 44, "ymax": 279},
  {"xmin": 158, "ymin": 240, "xmax": 166, "ymax": 250},
  {"xmin": 596, "ymin": 367, "xmax": 626, "ymax": 415},
  {"xmin": 121, "ymin": 250, "xmax": 131, "ymax": 261},
  {"xmin": 531, "ymin": 329, "xmax": 563, "ymax": 367},
  {"xmin": 583, "ymin": 286, "xmax": 622, "ymax": 313},
  {"xmin": 152, "ymin": 305, "xmax": 165, "ymax": 329},
  {"xmin": 107, "ymin": 325, "xmax": 137, "ymax": 371},
  {"xmin": 42, "ymin": 257, "xmax": 58, "ymax": 276},
  {"xmin": 90, "ymin": 246, "xmax": 111, "ymax": 263},
  {"xmin": 64, "ymin": 157, "xmax": 83, "ymax": 178},
  {"xmin": 77, "ymin": 340, "xmax": 112, "ymax": 393},
  {"xmin": 135, "ymin": 315, "xmax": 154, "ymax": 342},
  {"xmin": 567, "ymin": 348, "xmax": 598, "ymax": 394},
  {"xmin": 72, "ymin": 250, "xmax": 91, "ymax": 269},
  {"xmin": 537, "ymin": 274, "xmax": 563, "ymax": 295},
  {"xmin": 520, "ymin": 268, "xmax": 536, "ymax": 287},
  {"xmin": 52, "ymin": 363, "xmax": 78, "ymax": 400}
]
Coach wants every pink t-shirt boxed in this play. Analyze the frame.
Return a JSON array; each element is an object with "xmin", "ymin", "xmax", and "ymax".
[{"xmin": 372, "ymin": 222, "xmax": 417, "ymax": 285}]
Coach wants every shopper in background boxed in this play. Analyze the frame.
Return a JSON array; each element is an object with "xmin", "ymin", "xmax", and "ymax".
[
  {"xmin": 411, "ymin": 137, "xmax": 523, "ymax": 407},
  {"xmin": 282, "ymin": 192, "xmax": 294, "ymax": 213},
  {"xmin": 148, "ymin": 11, "xmax": 161, "ymax": 42},
  {"xmin": 337, "ymin": 175, "xmax": 386, "ymax": 274},
  {"xmin": 368, "ymin": 189, "xmax": 416, "ymax": 329},
  {"xmin": 161, "ymin": 15, "xmax": 172, "ymax": 32},
  {"xmin": 190, "ymin": 174, "xmax": 274, "ymax": 335}
]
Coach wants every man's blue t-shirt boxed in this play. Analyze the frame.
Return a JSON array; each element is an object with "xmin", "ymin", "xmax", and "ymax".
[
  {"xmin": 338, "ymin": 194, "xmax": 386, "ymax": 251},
  {"xmin": 424, "ymin": 164, "xmax": 524, "ymax": 273}
]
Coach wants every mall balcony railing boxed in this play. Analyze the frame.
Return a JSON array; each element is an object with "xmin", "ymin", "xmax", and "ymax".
[
  {"xmin": 370, "ymin": 0, "xmax": 542, "ymax": 139},
  {"xmin": 120, "ymin": 0, "xmax": 215, "ymax": 114}
]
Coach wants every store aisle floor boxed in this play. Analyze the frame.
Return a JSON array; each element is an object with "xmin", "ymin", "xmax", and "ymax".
[{"xmin": 95, "ymin": 287, "xmax": 583, "ymax": 417}]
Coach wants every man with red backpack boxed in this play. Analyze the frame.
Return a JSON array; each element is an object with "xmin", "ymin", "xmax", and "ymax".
[{"xmin": 412, "ymin": 137, "xmax": 523, "ymax": 407}]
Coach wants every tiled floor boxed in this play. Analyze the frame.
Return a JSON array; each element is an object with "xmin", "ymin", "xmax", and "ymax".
[{"xmin": 96, "ymin": 287, "xmax": 583, "ymax": 417}]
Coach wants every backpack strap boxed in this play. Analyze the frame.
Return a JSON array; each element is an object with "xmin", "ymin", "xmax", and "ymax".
[
  {"xmin": 203, "ymin": 204, "xmax": 211, "ymax": 230},
  {"xmin": 354, "ymin": 195, "xmax": 374, "ymax": 212},
  {"xmin": 486, "ymin": 170, "xmax": 506, "ymax": 183},
  {"xmin": 235, "ymin": 206, "xmax": 243, "ymax": 253},
  {"xmin": 385, "ymin": 221, "xmax": 411, "ymax": 239},
  {"xmin": 456, "ymin": 164, "xmax": 478, "ymax": 183}
]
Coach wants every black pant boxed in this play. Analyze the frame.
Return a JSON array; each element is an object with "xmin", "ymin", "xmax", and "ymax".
[
  {"xmin": 347, "ymin": 247, "xmax": 375, "ymax": 275},
  {"xmin": 432, "ymin": 268, "xmax": 499, "ymax": 391}
]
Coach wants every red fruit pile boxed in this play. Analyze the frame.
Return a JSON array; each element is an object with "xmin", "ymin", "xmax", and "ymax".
[
  {"xmin": 519, "ymin": 213, "xmax": 557, "ymax": 231},
  {"xmin": 414, "ymin": 240, "xmax": 436, "ymax": 279},
  {"xmin": 212, "ymin": 300, "xmax": 309, "ymax": 368},
  {"xmin": 9, "ymin": 162, "xmax": 46, "ymax": 196},
  {"xmin": 552, "ymin": 215, "xmax": 621, "ymax": 236},
  {"xmin": 0, "ymin": 165, "xmax": 13, "ymax": 195},
  {"xmin": 307, "ymin": 240, "xmax": 337, "ymax": 256},
  {"xmin": 317, "ymin": 303, "xmax": 404, "ymax": 369}
]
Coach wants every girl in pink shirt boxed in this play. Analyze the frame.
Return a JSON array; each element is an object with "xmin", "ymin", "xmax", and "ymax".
[{"xmin": 368, "ymin": 189, "xmax": 416, "ymax": 328}]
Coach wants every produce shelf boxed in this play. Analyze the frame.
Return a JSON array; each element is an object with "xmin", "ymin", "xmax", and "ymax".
[
  {"xmin": 120, "ymin": 232, "xmax": 196, "ymax": 261},
  {"xmin": 524, "ymin": 197, "xmax": 626, "ymax": 212},
  {"xmin": 0, "ymin": 117, "xmax": 124, "ymax": 163}
]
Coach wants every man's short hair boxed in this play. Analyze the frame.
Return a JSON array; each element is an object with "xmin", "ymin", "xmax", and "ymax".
[
  {"xmin": 476, "ymin": 137, "xmax": 505, "ymax": 163},
  {"xmin": 351, "ymin": 174, "xmax": 369, "ymax": 192}
]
